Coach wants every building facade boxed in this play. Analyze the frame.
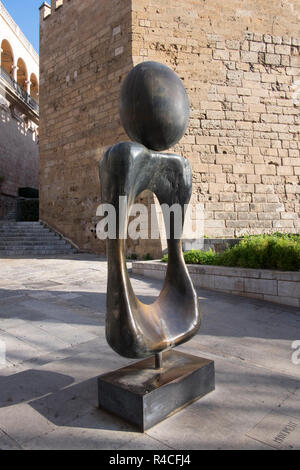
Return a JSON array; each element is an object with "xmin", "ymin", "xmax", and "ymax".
[
  {"xmin": 0, "ymin": 1, "xmax": 39, "ymax": 220},
  {"xmin": 39, "ymin": 0, "xmax": 300, "ymax": 255}
]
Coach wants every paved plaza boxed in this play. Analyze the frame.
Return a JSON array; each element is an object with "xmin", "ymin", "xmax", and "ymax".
[{"xmin": 0, "ymin": 254, "xmax": 299, "ymax": 450}]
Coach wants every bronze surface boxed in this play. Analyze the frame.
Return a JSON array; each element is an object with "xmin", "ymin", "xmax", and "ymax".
[{"xmin": 99, "ymin": 141, "xmax": 201, "ymax": 359}]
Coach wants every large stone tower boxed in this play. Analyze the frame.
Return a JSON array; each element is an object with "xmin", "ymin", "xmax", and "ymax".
[{"xmin": 39, "ymin": 0, "xmax": 300, "ymax": 254}]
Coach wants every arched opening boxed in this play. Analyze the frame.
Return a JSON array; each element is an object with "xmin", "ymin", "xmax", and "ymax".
[
  {"xmin": 1, "ymin": 39, "xmax": 14, "ymax": 77},
  {"xmin": 30, "ymin": 73, "xmax": 39, "ymax": 102},
  {"xmin": 16, "ymin": 58, "xmax": 27, "ymax": 91}
]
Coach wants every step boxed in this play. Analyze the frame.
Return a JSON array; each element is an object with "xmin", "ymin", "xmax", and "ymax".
[
  {"xmin": 0, "ymin": 232, "xmax": 57, "ymax": 236},
  {"xmin": 0, "ymin": 236, "xmax": 63, "ymax": 243},
  {"xmin": 0, "ymin": 230, "xmax": 53, "ymax": 236},
  {"xmin": 0, "ymin": 241, "xmax": 68, "ymax": 247},
  {"xmin": 0, "ymin": 230, "xmax": 56, "ymax": 234},
  {"xmin": 0, "ymin": 237, "xmax": 60, "ymax": 242},
  {"xmin": 0, "ymin": 247, "xmax": 69, "ymax": 252},
  {"xmin": 0, "ymin": 222, "xmax": 45, "ymax": 227},
  {"xmin": 0, "ymin": 232, "xmax": 56, "ymax": 237},
  {"xmin": 0, "ymin": 250, "xmax": 76, "ymax": 256},
  {"xmin": 0, "ymin": 227, "xmax": 52, "ymax": 232},
  {"xmin": 0, "ymin": 222, "xmax": 41, "ymax": 226},
  {"xmin": 0, "ymin": 237, "xmax": 66, "ymax": 243},
  {"xmin": 0, "ymin": 243, "xmax": 73, "ymax": 250},
  {"xmin": 0, "ymin": 245, "xmax": 76, "ymax": 252},
  {"xmin": 0, "ymin": 238, "xmax": 56, "ymax": 242},
  {"xmin": 0, "ymin": 225, "xmax": 42, "ymax": 229},
  {"xmin": 0, "ymin": 222, "xmax": 77, "ymax": 256}
]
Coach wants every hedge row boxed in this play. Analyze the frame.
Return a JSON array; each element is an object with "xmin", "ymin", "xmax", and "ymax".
[{"xmin": 161, "ymin": 233, "xmax": 300, "ymax": 271}]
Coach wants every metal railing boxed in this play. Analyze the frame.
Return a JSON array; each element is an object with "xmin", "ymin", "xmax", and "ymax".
[{"xmin": 0, "ymin": 66, "xmax": 39, "ymax": 115}]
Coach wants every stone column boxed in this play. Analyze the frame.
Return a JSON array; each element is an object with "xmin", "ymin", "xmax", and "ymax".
[
  {"xmin": 25, "ymin": 80, "xmax": 31, "ymax": 95},
  {"xmin": 12, "ymin": 65, "xmax": 17, "ymax": 81}
]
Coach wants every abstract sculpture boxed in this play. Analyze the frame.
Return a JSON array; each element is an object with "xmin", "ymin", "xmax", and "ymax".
[{"xmin": 98, "ymin": 62, "xmax": 214, "ymax": 431}]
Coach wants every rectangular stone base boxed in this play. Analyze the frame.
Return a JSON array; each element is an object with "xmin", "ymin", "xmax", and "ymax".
[{"xmin": 98, "ymin": 349, "xmax": 215, "ymax": 431}]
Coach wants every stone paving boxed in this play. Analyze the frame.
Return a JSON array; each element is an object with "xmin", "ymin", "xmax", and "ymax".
[{"xmin": 0, "ymin": 254, "xmax": 299, "ymax": 450}]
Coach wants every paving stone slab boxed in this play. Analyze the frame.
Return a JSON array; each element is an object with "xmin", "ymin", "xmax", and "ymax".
[
  {"xmin": 23, "ymin": 281, "xmax": 64, "ymax": 289},
  {"xmin": 35, "ymin": 320, "xmax": 99, "ymax": 347},
  {"xmin": 0, "ymin": 330, "xmax": 44, "ymax": 366},
  {"xmin": 118, "ymin": 434, "xmax": 172, "ymax": 451},
  {"xmin": 0, "ymin": 429, "xmax": 22, "ymax": 450},
  {"xmin": 5, "ymin": 323, "xmax": 71, "ymax": 355},
  {"xmin": 23, "ymin": 408, "xmax": 141, "ymax": 450},
  {"xmin": 0, "ymin": 402, "xmax": 56, "ymax": 445},
  {"xmin": 0, "ymin": 368, "xmax": 74, "ymax": 407},
  {"xmin": 27, "ymin": 292, "xmax": 57, "ymax": 300},
  {"xmin": 246, "ymin": 411, "xmax": 300, "ymax": 450},
  {"xmin": 0, "ymin": 255, "xmax": 299, "ymax": 450},
  {"xmin": 29, "ymin": 386, "xmax": 94, "ymax": 427},
  {"xmin": 146, "ymin": 353, "xmax": 297, "ymax": 450}
]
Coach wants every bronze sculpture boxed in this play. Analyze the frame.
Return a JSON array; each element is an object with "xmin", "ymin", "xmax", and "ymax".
[
  {"xmin": 99, "ymin": 61, "xmax": 201, "ymax": 362},
  {"xmin": 98, "ymin": 62, "xmax": 214, "ymax": 431}
]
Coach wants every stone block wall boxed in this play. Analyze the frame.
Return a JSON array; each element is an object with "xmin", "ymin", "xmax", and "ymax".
[
  {"xmin": 189, "ymin": 31, "xmax": 300, "ymax": 237},
  {"xmin": 0, "ymin": 100, "xmax": 38, "ymax": 217},
  {"xmin": 39, "ymin": 0, "xmax": 133, "ymax": 253},
  {"xmin": 39, "ymin": 0, "xmax": 300, "ymax": 255},
  {"xmin": 131, "ymin": 0, "xmax": 300, "ymax": 238}
]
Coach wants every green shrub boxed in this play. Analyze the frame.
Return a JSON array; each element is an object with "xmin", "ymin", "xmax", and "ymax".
[
  {"xmin": 161, "ymin": 233, "xmax": 300, "ymax": 271},
  {"xmin": 218, "ymin": 235, "xmax": 300, "ymax": 271},
  {"xmin": 183, "ymin": 249, "xmax": 217, "ymax": 265},
  {"xmin": 162, "ymin": 249, "xmax": 219, "ymax": 265}
]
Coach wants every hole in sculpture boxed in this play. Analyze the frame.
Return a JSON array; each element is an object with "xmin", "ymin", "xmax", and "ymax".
[{"xmin": 125, "ymin": 190, "xmax": 169, "ymax": 305}]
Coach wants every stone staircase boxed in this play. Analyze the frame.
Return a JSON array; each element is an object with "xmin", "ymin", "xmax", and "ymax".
[{"xmin": 0, "ymin": 222, "xmax": 78, "ymax": 256}]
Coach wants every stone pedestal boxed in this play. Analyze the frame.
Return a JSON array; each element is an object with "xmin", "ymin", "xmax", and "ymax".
[{"xmin": 98, "ymin": 349, "xmax": 215, "ymax": 431}]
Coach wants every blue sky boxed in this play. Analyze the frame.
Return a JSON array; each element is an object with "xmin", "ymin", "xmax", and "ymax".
[{"xmin": 1, "ymin": 0, "xmax": 41, "ymax": 52}]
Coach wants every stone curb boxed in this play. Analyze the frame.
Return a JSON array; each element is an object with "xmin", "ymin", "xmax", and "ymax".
[{"xmin": 132, "ymin": 260, "xmax": 300, "ymax": 309}]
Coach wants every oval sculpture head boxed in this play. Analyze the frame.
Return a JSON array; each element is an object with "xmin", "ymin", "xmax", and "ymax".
[{"xmin": 119, "ymin": 61, "xmax": 190, "ymax": 151}]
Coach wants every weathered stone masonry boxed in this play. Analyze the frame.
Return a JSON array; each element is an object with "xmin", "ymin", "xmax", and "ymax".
[
  {"xmin": 39, "ymin": 0, "xmax": 133, "ymax": 254},
  {"xmin": 39, "ymin": 0, "xmax": 300, "ymax": 254},
  {"xmin": 184, "ymin": 31, "xmax": 300, "ymax": 237}
]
